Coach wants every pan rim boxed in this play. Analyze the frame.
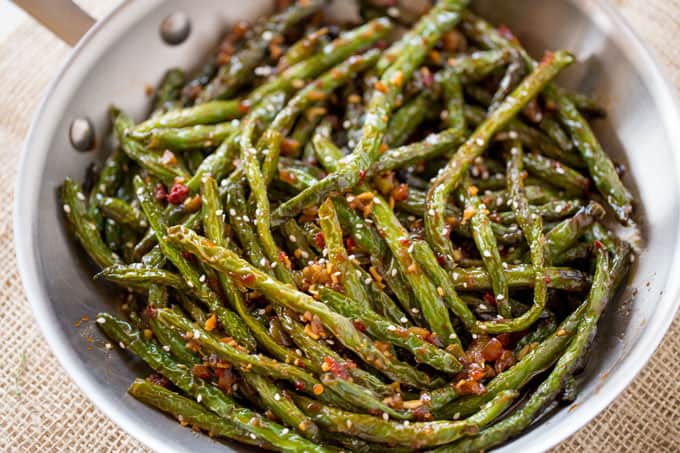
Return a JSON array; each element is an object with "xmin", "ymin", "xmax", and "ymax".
[{"xmin": 13, "ymin": 1, "xmax": 680, "ymax": 452}]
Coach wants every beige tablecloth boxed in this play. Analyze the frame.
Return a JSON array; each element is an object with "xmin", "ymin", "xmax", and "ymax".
[{"xmin": 0, "ymin": 1, "xmax": 678, "ymax": 451}]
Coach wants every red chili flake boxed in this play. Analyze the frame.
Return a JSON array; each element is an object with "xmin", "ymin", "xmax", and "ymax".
[
  {"xmin": 323, "ymin": 356, "xmax": 351, "ymax": 380},
  {"xmin": 497, "ymin": 24, "xmax": 516, "ymax": 42},
  {"xmin": 295, "ymin": 381, "xmax": 306, "ymax": 391},
  {"xmin": 214, "ymin": 367, "xmax": 237, "ymax": 393},
  {"xmin": 143, "ymin": 305, "xmax": 157, "ymax": 319},
  {"xmin": 240, "ymin": 273, "xmax": 255, "ymax": 285},
  {"xmin": 496, "ymin": 333, "xmax": 512, "ymax": 348},
  {"xmin": 353, "ymin": 320, "xmax": 367, "ymax": 332},
  {"xmin": 455, "ymin": 379, "xmax": 486, "ymax": 396},
  {"xmin": 278, "ymin": 251, "xmax": 288, "ymax": 262},
  {"xmin": 359, "ymin": 169, "xmax": 367, "ymax": 181},
  {"xmin": 413, "ymin": 405, "xmax": 434, "ymax": 421},
  {"xmin": 399, "ymin": 237, "xmax": 410, "ymax": 246},
  {"xmin": 540, "ymin": 50, "xmax": 555, "ymax": 65},
  {"xmin": 181, "ymin": 250, "xmax": 196, "ymax": 262},
  {"xmin": 420, "ymin": 67, "xmax": 434, "ymax": 87},
  {"xmin": 543, "ymin": 275, "xmax": 552, "ymax": 284},
  {"xmin": 593, "ymin": 240, "xmax": 604, "ymax": 250},
  {"xmin": 481, "ymin": 337, "xmax": 504, "ymax": 362},
  {"xmin": 345, "ymin": 237, "xmax": 356, "ymax": 252},
  {"xmin": 238, "ymin": 103, "xmax": 250, "ymax": 114},
  {"xmin": 192, "ymin": 364, "xmax": 212, "ymax": 380},
  {"xmin": 314, "ymin": 232, "xmax": 325, "ymax": 248},
  {"xmin": 147, "ymin": 374, "xmax": 171, "ymax": 388},
  {"xmin": 154, "ymin": 183, "xmax": 167, "ymax": 201},
  {"xmin": 483, "ymin": 292, "xmax": 497, "ymax": 306},
  {"xmin": 167, "ymin": 183, "xmax": 189, "ymax": 205},
  {"xmin": 437, "ymin": 254, "xmax": 447, "ymax": 265}
]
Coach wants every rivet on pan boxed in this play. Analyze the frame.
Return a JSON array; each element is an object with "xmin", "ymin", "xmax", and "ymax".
[
  {"xmin": 69, "ymin": 117, "xmax": 95, "ymax": 152},
  {"xmin": 160, "ymin": 12, "xmax": 191, "ymax": 45}
]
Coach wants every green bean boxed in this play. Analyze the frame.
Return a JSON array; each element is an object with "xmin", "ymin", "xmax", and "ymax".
[
  {"xmin": 312, "ymin": 132, "xmax": 459, "ymax": 348},
  {"xmin": 443, "ymin": 243, "xmax": 630, "ymax": 451},
  {"xmin": 320, "ymin": 372, "xmax": 410, "ymax": 420},
  {"xmin": 134, "ymin": 175, "xmax": 256, "ymax": 349},
  {"xmin": 294, "ymin": 390, "xmax": 517, "ymax": 448},
  {"xmin": 545, "ymin": 85, "xmax": 633, "ymax": 222},
  {"xmin": 319, "ymin": 286, "xmax": 462, "ymax": 373},
  {"xmin": 376, "ymin": 0, "xmax": 468, "ymax": 75},
  {"xmin": 99, "ymin": 313, "xmax": 329, "ymax": 451},
  {"xmin": 281, "ymin": 219, "xmax": 318, "ymax": 266},
  {"xmin": 425, "ymin": 50, "xmax": 574, "ymax": 269},
  {"xmin": 544, "ymin": 201, "xmax": 606, "ymax": 263},
  {"xmin": 136, "ymin": 100, "xmax": 246, "ymax": 133},
  {"xmin": 201, "ymin": 176, "xmax": 307, "ymax": 367},
  {"xmin": 131, "ymin": 121, "xmax": 239, "ymax": 151},
  {"xmin": 271, "ymin": 5, "xmax": 462, "ymax": 224},
  {"xmin": 62, "ymin": 178, "xmax": 122, "ymax": 269},
  {"xmin": 278, "ymin": 27, "xmax": 329, "ymax": 71},
  {"xmin": 166, "ymin": 226, "xmax": 439, "ymax": 389},
  {"xmin": 435, "ymin": 299, "xmax": 586, "ymax": 419},
  {"xmin": 462, "ymin": 184, "xmax": 511, "ymax": 317},
  {"xmin": 198, "ymin": 0, "xmax": 325, "ymax": 102},
  {"xmin": 151, "ymin": 68, "xmax": 185, "ymax": 115},
  {"xmin": 128, "ymin": 380, "xmax": 265, "ymax": 448},
  {"xmin": 451, "ymin": 265, "xmax": 590, "ymax": 292},
  {"xmin": 113, "ymin": 109, "xmax": 189, "ymax": 185},
  {"xmin": 246, "ymin": 373, "xmax": 321, "ymax": 441},
  {"xmin": 384, "ymin": 91, "xmax": 434, "ymax": 147},
  {"xmin": 410, "ymin": 239, "xmax": 476, "ymax": 328},
  {"xmin": 538, "ymin": 114, "xmax": 573, "ymax": 152},
  {"xmin": 98, "ymin": 196, "xmax": 147, "ymax": 231},
  {"xmin": 523, "ymin": 152, "xmax": 590, "ymax": 196},
  {"xmin": 318, "ymin": 198, "xmax": 371, "ymax": 306},
  {"xmin": 249, "ymin": 18, "xmax": 393, "ymax": 108}
]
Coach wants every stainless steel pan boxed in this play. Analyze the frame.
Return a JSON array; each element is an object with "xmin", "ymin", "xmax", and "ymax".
[{"xmin": 13, "ymin": 0, "xmax": 680, "ymax": 451}]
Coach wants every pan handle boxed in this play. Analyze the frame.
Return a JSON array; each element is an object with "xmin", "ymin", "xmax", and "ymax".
[{"xmin": 10, "ymin": 0, "xmax": 95, "ymax": 46}]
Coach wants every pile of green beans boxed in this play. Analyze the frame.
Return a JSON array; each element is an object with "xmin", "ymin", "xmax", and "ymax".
[{"xmin": 61, "ymin": 1, "xmax": 635, "ymax": 451}]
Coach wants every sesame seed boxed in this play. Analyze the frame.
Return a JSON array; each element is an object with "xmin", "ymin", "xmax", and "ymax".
[
  {"xmin": 289, "ymin": 234, "xmax": 297, "ymax": 242},
  {"xmin": 229, "ymin": 208, "xmax": 236, "ymax": 216},
  {"xmin": 382, "ymin": 412, "xmax": 389, "ymax": 421},
  {"xmin": 163, "ymin": 345, "xmax": 171, "ymax": 351},
  {"xmin": 400, "ymin": 317, "xmax": 408, "ymax": 323},
  {"xmin": 197, "ymin": 394, "xmax": 202, "ymax": 403},
  {"xmin": 274, "ymin": 393, "xmax": 281, "ymax": 401},
  {"xmin": 215, "ymin": 209, "xmax": 223, "ymax": 216},
  {"xmin": 63, "ymin": 204, "xmax": 71, "ymax": 214},
  {"xmin": 119, "ymin": 342, "xmax": 126, "ymax": 349},
  {"xmin": 96, "ymin": 317, "xmax": 106, "ymax": 324}
]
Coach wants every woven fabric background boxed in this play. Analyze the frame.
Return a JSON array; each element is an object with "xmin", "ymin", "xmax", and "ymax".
[{"xmin": 0, "ymin": 1, "xmax": 678, "ymax": 451}]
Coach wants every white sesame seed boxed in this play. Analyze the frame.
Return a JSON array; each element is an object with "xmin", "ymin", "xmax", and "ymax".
[
  {"xmin": 215, "ymin": 209, "xmax": 223, "ymax": 216},
  {"xmin": 387, "ymin": 325, "xmax": 397, "ymax": 331},
  {"xmin": 163, "ymin": 345, "xmax": 171, "ymax": 351},
  {"xmin": 119, "ymin": 342, "xmax": 126, "ymax": 349},
  {"xmin": 289, "ymin": 235, "xmax": 297, "ymax": 242},
  {"xmin": 96, "ymin": 317, "xmax": 106, "ymax": 324},
  {"xmin": 104, "ymin": 343, "xmax": 112, "ymax": 350},
  {"xmin": 411, "ymin": 307, "xmax": 420, "ymax": 314},
  {"xmin": 229, "ymin": 208, "xmax": 236, "ymax": 216},
  {"xmin": 63, "ymin": 204, "xmax": 71, "ymax": 214},
  {"xmin": 382, "ymin": 412, "xmax": 389, "ymax": 421},
  {"xmin": 197, "ymin": 394, "xmax": 202, "ymax": 403},
  {"xmin": 281, "ymin": 428, "xmax": 289, "ymax": 435},
  {"xmin": 199, "ymin": 274, "xmax": 206, "ymax": 282},
  {"xmin": 274, "ymin": 393, "xmax": 281, "ymax": 401},
  {"xmin": 400, "ymin": 316, "xmax": 408, "ymax": 323},
  {"xmin": 76, "ymin": 192, "xmax": 85, "ymax": 201}
]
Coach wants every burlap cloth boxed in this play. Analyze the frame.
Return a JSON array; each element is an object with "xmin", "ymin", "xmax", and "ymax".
[{"xmin": 0, "ymin": 1, "xmax": 678, "ymax": 451}]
